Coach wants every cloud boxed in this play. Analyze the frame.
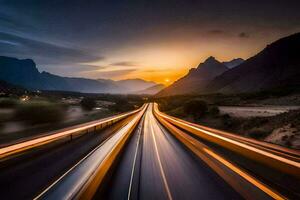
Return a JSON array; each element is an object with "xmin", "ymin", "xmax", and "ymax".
[
  {"xmin": 208, "ymin": 30, "xmax": 225, "ymax": 35},
  {"xmin": 0, "ymin": 31, "xmax": 104, "ymax": 65},
  {"xmin": 0, "ymin": 12, "xmax": 36, "ymax": 31},
  {"xmin": 109, "ymin": 61, "xmax": 137, "ymax": 67},
  {"xmin": 238, "ymin": 32, "xmax": 250, "ymax": 38},
  {"xmin": 142, "ymin": 68, "xmax": 171, "ymax": 73}
]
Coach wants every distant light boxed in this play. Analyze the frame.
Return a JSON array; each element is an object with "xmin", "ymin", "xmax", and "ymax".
[{"xmin": 20, "ymin": 95, "xmax": 29, "ymax": 101}]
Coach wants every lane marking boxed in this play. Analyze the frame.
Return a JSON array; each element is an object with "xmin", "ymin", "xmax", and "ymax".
[
  {"xmin": 160, "ymin": 112, "xmax": 299, "ymax": 168},
  {"xmin": 149, "ymin": 108, "xmax": 173, "ymax": 200},
  {"xmin": 127, "ymin": 117, "xmax": 144, "ymax": 200},
  {"xmin": 154, "ymin": 108, "xmax": 287, "ymax": 200},
  {"xmin": 33, "ymin": 116, "xmax": 136, "ymax": 200},
  {"xmin": 0, "ymin": 108, "xmax": 142, "ymax": 159},
  {"xmin": 203, "ymin": 148, "xmax": 286, "ymax": 200}
]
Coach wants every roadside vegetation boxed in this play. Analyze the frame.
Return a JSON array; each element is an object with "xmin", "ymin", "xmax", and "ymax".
[
  {"xmin": 0, "ymin": 91, "xmax": 144, "ymax": 145},
  {"xmin": 15, "ymin": 101, "xmax": 66, "ymax": 124},
  {"xmin": 154, "ymin": 90, "xmax": 300, "ymax": 149}
]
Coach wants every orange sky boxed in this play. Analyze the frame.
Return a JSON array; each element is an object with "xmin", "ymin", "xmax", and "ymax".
[{"xmin": 81, "ymin": 31, "xmax": 292, "ymax": 85}]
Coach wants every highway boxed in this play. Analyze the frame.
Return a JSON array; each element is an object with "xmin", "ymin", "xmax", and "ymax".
[
  {"xmin": 0, "ymin": 113, "xmax": 137, "ymax": 199},
  {"xmin": 99, "ymin": 104, "xmax": 242, "ymax": 199},
  {"xmin": 0, "ymin": 103, "xmax": 299, "ymax": 199}
]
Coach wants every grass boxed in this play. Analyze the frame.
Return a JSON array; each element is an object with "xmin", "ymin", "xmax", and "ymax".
[{"xmin": 157, "ymin": 95, "xmax": 300, "ymax": 149}]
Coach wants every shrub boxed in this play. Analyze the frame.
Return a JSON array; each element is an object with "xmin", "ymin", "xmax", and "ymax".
[
  {"xmin": 0, "ymin": 98, "xmax": 19, "ymax": 108},
  {"xmin": 109, "ymin": 99, "xmax": 134, "ymax": 112},
  {"xmin": 80, "ymin": 97, "xmax": 97, "ymax": 111},
  {"xmin": 247, "ymin": 129, "xmax": 269, "ymax": 139},
  {"xmin": 15, "ymin": 101, "xmax": 65, "ymax": 124},
  {"xmin": 183, "ymin": 100, "xmax": 208, "ymax": 120},
  {"xmin": 167, "ymin": 107, "xmax": 185, "ymax": 118},
  {"xmin": 222, "ymin": 114, "xmax": 233, "ymax": 127},
  {"xmin": 209, "ymin": 106, "xmax": 220, "ymax": 116}
]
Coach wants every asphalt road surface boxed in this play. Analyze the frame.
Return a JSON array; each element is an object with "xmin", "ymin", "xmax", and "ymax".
[
  {"xmin": 99, "ymin": 104, "xmax": 242, "ymax": 200},
  {"xmin": 0, "ymin": 116, "xmax": 134, "ymax": 199}
]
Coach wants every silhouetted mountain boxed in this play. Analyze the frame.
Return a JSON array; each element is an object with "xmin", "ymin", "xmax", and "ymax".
[
  {"xmin": 208, "ymin": 32, "xmax": 300, "ymax": 94},
  {"xmin": 0, "ymin": 56, "xmax": 162, "ymax": 94},
  {"xmin": 136, "ymin": 84, "xmax": 165, "ymax": 95},
  {"xmin": 0, "ymin": 56, "xmax": 151, "ymax": 93},
  {"xmin": 156, "ymin": 56, "xmax": 228, "ymax": 96},
  {"xmin": 115, "ymin": 79, "xmax": 157, "ymax": 93},
  {"xmin": 0, "ymin": 56, "xmax": 41, "ymax": 89},
  {"xmin": 222, "ymin": 58, "xmax": 244, "ymax": 68}
]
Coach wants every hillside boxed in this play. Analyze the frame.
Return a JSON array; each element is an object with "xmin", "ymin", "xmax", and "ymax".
[
  {"xmin": 0, "ymin": 56, "xmax": 160, "ymax": 94},
  {"xmin": 222, "ymin": 58, "xmax": 244, "ymax": 68},
  {"xmin": 156, "ymin": 56, "xmax": 228, "ymax": 96},
  {"xmin": 115, "ymin": 79, "xmax": 157, "ymax": 93},
  {"xmin": 208, "ymin": 32, "xmax": 300, "ymax": 94},
  {"xmin": 137, "ymin": 84, "xmax": 165, "ymax": 95}
]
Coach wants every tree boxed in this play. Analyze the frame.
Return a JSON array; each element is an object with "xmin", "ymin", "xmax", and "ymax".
[
  {"xmin": 80, "ymin": 97, "xmax": 96, "ymax": 111},
  {"xmin": 183, "ymin": 100, "xmax": 208, "ymax": 120},
  {"xmin": 15, "ymin": 101, "xmax": 65, "ymax": 124},
  {"xmin": 109, "ymin": 98, "xmax": 134, "ymax": 112}
]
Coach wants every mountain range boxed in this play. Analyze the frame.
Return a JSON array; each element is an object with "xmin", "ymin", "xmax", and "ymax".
[
  {"xmin": 1, "ymin": 32, "xmax": 299, "ymax": 96},
  {"xmin": 157, "ymin": 32, "xmax": 300, "ymax": 97},
  {"xmin": 157, "ymin": 56, "xmax": 231, "ymax": 96},
  {"xmin": 136, "ymin": 84, "xmax": 165, "ymax": 95},
  {"xmin": 0, "ymin": 56, "xmax": 161, "ymax": 94}
]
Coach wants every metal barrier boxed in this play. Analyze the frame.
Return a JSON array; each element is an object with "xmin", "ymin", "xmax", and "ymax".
[
  {"xmin": 0, "ymin": 105, "xmax": 144, "ymax": 159},
  {"xmin": 34, "ymin": 104, "xmax": 147, "ymax": 200},
  {"xmin": 153, "ymin": 103, "xmax": 300, "ymax": 178}
]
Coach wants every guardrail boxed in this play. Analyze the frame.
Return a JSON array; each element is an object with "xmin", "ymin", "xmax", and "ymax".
[
  {"xmin": 0, "ymin": 105, "xmax": 144, "ymax": 159},
  {"xmin": 34, "ymin": 104, "xmax": 147, "ymax": 200},
  {"xmin": 153, "ymin": 103, "xmax": 300, "ymax": 178}
]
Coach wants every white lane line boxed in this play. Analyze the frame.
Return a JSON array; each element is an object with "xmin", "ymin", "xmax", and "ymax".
[
  {"xmin": 150, "ymin": 111, "xmax": 173, "ymax": 200},
  {"xmin": 127, "ymin": 118, "xmax": 143, "ymax": 200},
  {"xmin": 33, "ymin": 132, "xmax": 116, "ymax": 200},
  {"xmin": 158, "ymin": 111, "xmax": 300, "ymax": 168},
  {"xmin": 34, "ymin": 117, "xmax": 134, "ymax": 200}
]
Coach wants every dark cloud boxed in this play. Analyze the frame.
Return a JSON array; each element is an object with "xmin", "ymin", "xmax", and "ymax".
[
  {"xmin": 109, "ymin": 61, "xmax": 137, "ymax": 67},
  {"xmin": 0, "ymin": 31, "xmax": 103, "ymax": 65},
  {"xmin": 239, "ymin": 32, "xmax": 250, "ymax": 38}
]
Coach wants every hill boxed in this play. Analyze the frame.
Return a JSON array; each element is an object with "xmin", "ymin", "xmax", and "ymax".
[
  {"xmin": 137, "ymin": 84, "xmax": 165, "ymax": 95},
  {"xmin": 0, "ymin": 56, "xmax": 160, "ymax": 94},
  {"xmin": 208, "ymin": 32, "xmax": 300, "ymax": 94},
  {"xmin": 156, "ymin": 56, "xmax": 228, "ymax": 96},
  {"xmin": 115, "ymin": 79, "xmax": 157, "ymax": 93}
]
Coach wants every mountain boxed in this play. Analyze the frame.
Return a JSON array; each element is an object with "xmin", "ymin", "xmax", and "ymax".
[
  {"xmin": 156, "ymin": 56, "xmax": 228, "ymax": 96},
  {"xmin": 115, "ymin": 79, "xmax": 157, "ymax": 93},
  {"xmin": 222, "ymin": 58, "xmax": 244, "ymax": 68},
  {"xmin": 0, "ymin": 56, "xmax": 135, "ymax": 94},
  {"xmin": 208, "ymin": 32, "xmax": 300, "ymax": 94},
  {"xmin": 136, "ymin": 84, "xmax": 165, "ymax": 95},
  {"xmin": 0, "ymin": 56, "xmax": 161, "ymax": 94}
]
